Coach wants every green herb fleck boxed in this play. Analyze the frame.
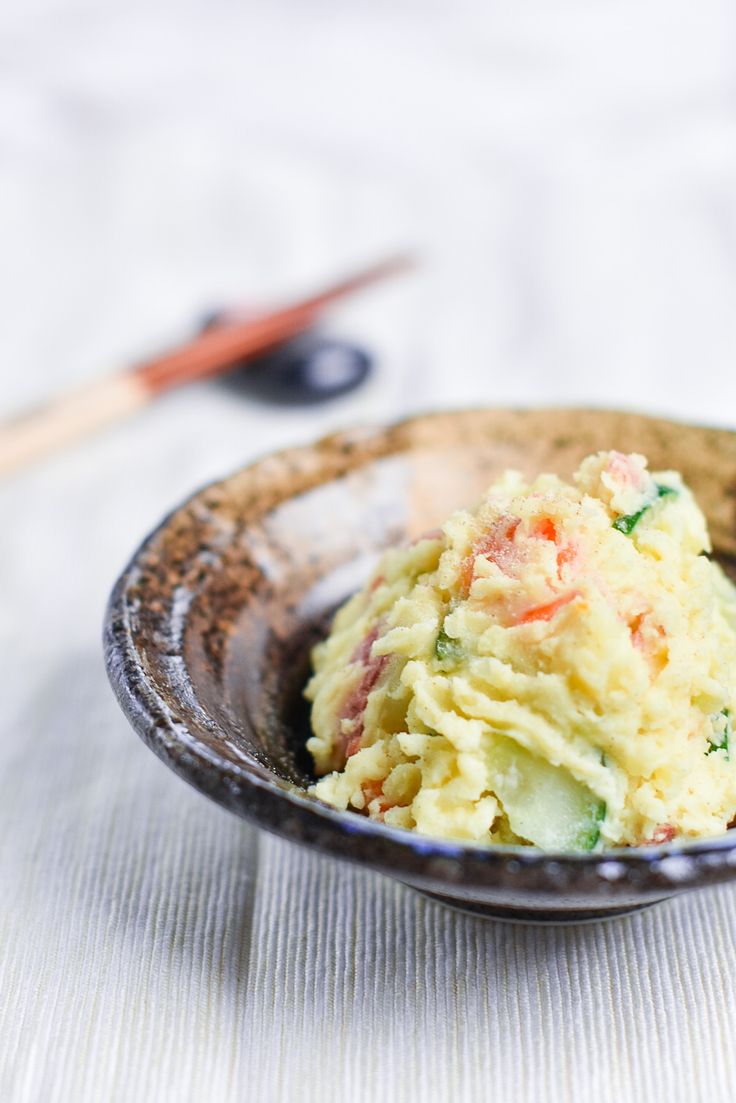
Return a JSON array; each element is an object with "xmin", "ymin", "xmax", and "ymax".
[
  {"xmin": 435, "ymin": 625, "xmax": 464, "ymax": 665},
  {"xmin": 612, "ymin": 482, "xmax": 677, "ymax": 536},
  {"xmin": 707, "ymin": 708, "xmax": 731, "ymax": 759}
]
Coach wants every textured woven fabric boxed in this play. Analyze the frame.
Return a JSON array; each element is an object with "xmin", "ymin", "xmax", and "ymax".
[{"xmin": 3, "ymin": 1, "xmax": 736, "ymax": 1100}]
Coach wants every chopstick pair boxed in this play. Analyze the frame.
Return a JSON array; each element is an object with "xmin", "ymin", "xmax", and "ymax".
[{"xmin": 0, "ymin": 255, "xmax": 413, "ymax": 477}]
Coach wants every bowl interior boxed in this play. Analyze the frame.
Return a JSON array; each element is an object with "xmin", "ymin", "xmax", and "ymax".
[{"xmin": 122, "ymin": 408, "xmax": 736, "ymax": 806}]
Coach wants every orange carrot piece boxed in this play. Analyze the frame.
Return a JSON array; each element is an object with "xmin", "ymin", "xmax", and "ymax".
[{"xmin": 516, "ymin": 591, "xmax": 579, "ymax": 625}]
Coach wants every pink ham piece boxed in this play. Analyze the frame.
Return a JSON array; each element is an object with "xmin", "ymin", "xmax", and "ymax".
[
  {"xmin": 460, "ymin": 515, "xmax": 521, "ymax": 593},
  {"xmin": 606, "ymin": 451, "xmax": 646, "ymax": 489},
  {"xmin": 337, "ymin": 624, "xmax": 390, "ymax": 761},
  {"xmin": 642, "ymin": 824, "xmax": 676, "ymax": 845}
]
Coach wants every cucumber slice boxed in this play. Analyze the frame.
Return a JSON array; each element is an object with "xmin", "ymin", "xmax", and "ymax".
[
  {"xmin": 612, "ymin": 482, "xmax": 677, "ymax": 535},
  {"xmin": 488, "ymin": 736, "xmax": 606, "ymax": 852},
  {"xmin": 435, "ymin": 625, "xmax": 464, "ymax": 665},
  {"xmin": 707, "ymin": 708, "xmax": 731, "ymax": 759}
]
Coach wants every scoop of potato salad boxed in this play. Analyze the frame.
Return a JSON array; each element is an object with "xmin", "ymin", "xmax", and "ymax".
[{"xmin": 305, "ymin": 451, "xmax": 736, "ymax": 851}]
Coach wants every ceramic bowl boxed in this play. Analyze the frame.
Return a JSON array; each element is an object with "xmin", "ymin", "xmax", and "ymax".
[{"xmin": 104, "ymin": 408, "xmax": 736, "ymax": 924}]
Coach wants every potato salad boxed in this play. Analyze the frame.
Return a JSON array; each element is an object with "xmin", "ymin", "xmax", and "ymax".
[{"xmin": 305, "ymin": 452, "xmax": 736, "ymax": 851}]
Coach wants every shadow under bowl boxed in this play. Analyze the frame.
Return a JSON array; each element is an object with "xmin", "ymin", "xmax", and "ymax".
[{"xmin": 104, "ymin": 407, "xmax": 736, "ymax": 924}]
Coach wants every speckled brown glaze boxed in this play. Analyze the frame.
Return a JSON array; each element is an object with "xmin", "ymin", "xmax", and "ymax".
[{"xmin": 104, "ymin": 408, "xmax": 736, "ymax": 923}]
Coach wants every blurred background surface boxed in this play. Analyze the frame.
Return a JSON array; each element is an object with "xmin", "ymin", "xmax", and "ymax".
[{"xmin": 3, "ymin": 2, "xmax": 736, "ymax": 1101}]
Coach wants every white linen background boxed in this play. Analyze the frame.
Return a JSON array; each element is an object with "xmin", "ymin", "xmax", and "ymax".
[{"xmin": 2, "ymin": 1, "xmax": 736, "ymax": 1100}]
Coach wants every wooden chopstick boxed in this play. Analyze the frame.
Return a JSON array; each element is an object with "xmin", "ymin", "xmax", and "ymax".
[{"xmin": 0, "ymin": 254, "xmax": 413, "ymax": 478}]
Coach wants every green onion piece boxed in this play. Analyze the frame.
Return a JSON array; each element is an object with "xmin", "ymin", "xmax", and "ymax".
[
  {"xmin": 707, "ymin": 708, "xmax": 731, "ymax": 759},
  {"xmin": 612, "ymin": 482, "xmax": 677, "ymax": 536},
  {"xmin": 435, "ymin": 625, "xmax": 464, "ymax": 665}
]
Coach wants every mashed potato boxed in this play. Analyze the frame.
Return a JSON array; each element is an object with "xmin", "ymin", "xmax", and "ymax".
[{"xmin": 305, "ymin": 451, "xmax": 736, "ymax": 850}]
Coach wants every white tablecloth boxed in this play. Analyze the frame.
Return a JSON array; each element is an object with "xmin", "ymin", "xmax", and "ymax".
[{"xmin": 3, "ymin": 2, "xmax": 736, "ymax": 1100}]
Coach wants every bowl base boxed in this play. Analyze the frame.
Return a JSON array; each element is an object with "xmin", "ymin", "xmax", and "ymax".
[{"xmin": 415, "ymin": 889, "xmax": 667, "ymax": 925}]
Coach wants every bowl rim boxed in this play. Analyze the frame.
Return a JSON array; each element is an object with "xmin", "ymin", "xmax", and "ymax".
[{"xmin": 103, "ymin": 406, "xmax": 736, "ymax": 901}]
